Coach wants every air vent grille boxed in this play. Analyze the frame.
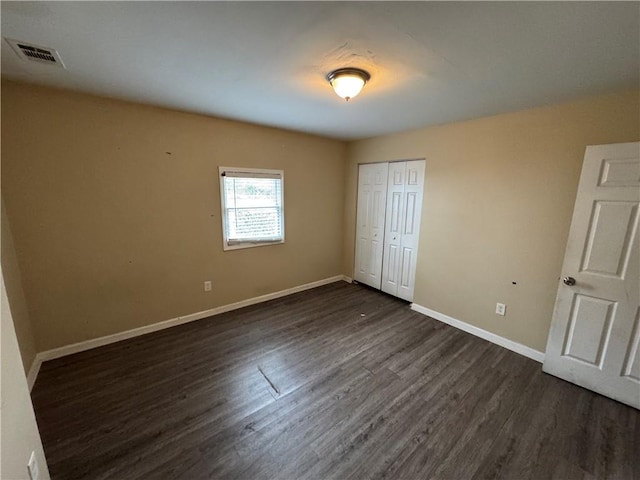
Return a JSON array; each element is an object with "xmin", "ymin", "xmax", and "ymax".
[
  {"xmin": 5, "ymin": 38, "xmax": 65, "ymax": 68},
  {"xmin": 20, "ymin": 44, "xmax": 57, "ymax": 62}
]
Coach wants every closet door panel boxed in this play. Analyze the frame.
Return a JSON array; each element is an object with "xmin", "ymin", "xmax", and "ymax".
[
  {"xmin": 400, "ymin": 247, "xmax": 413, "ymax": 289},
  {"xmin": 397, "ymin": 160, "xmax": 425, "ymax": 301},
  {"xmin": 387, "ymin": 244, "xmax": 400, "ymax": 284},
  {"xmin": 354, "ymin": 163, "xmax": 388, "ymax": 288},
  {"xmin": 382, "ymin": 162, "xmax": 407, "ymax": 296}
]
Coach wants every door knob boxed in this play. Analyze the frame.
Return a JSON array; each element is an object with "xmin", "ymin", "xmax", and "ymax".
[{"xmin": 563, "ymin": 276, "xmax": 576, "ymax": 286}]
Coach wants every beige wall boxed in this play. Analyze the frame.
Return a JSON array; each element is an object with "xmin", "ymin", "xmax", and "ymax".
[
  {"xmin": 1, "ymin": 200, "xmax": 37, "ymax": 373},
  {"xmin": 1, "ymin": 268, "xmax": 50, "ymax": 480},
  {"xmin": 1, "ymin": 81, "xmax": 346, "ymax": 351},
  {"xmin": 2, "ymin": 80, "xmax": 638, "ymax": 358},
  {"xmin": 345, "ymin": 89, "xmax": 640, "ymax": 352}
]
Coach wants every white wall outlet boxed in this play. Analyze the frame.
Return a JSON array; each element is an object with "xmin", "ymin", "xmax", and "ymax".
[
  {"xmin": 27, "ymin": 451, "xmax": 40, "ymax": 480},
  {"xmin": 496, "ymin": 303, "xmax": 506, "ymax": 316},
  {"xmin": 204, "ymin": 281, "xmax": 212, "ymax": 292}
]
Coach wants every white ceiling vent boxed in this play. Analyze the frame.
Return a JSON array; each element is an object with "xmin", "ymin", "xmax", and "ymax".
[{"xmin": 5, "ymin": 38, "xmax": 66, "ymax": 68}]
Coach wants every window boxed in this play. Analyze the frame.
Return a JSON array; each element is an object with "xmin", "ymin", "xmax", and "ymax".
[{"xmin": 219, "ymin": 166, "xmax": 284, "ymax": 250}]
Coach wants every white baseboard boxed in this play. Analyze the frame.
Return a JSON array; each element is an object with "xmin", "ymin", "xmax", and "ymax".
[
  {"xmin": 27, "ymin": 356, "xmax": 42, "ymax": 391},
  {"xmin": 29, "ymin": 275, "xmax": 349, "ymax": 391},
  {"xmin": 342, "ymin": 276, "xmax": 353, "ymax": 283},
  {"xmin": 410, "ymin": 303, "xmax": 545, "ymax": 363}
]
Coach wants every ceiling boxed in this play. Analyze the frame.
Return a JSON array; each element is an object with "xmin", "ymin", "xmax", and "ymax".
[{"xmin": 1, "ymin": 2, "xmax": 638, "ymax": 140}]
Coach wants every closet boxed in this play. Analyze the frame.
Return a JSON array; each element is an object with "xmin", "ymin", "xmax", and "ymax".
[{"xmin": 354, "ymin": 160, "xmax": 425, "ymax": 302}]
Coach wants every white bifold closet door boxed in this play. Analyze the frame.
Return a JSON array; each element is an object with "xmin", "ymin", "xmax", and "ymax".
[
  {"xmin": 354, "ymin": 162, "xmax": 389, "ymax": 289},
  {"xmin": 381, "ymin": 160, "xmax": 425, "ymax": 301},
  {"xmin": 355, "ymin": 160, "xmax": 425, "ymax": 301}
]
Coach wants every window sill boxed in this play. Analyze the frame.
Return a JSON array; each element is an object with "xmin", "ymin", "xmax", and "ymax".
[{"xmin": 223, "ymin": 239, "xmax": 285, "ymax": 251}]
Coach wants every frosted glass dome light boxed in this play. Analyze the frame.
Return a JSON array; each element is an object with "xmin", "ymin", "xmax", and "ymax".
[{"xmin": 327, "ymin": 68, "xmax": 371, "ymax": 101}]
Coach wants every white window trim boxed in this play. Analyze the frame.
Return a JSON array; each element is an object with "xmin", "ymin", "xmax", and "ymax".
[{"xmin": 219, "ymin": 166, "xmax": 285, "ymax": 251}]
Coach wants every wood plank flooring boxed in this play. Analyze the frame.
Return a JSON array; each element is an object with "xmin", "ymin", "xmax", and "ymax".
[{"xmin": 31, "ymin": 282, "xmax": 639, "ymax": 479}]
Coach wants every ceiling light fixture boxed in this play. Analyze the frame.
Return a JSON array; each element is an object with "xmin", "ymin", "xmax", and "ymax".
[{"xmin": 327, "ymin": 68, "xmax": 371, "ymax": 101}]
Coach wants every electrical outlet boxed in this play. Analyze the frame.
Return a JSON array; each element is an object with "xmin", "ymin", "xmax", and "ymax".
[
  {"xmin": 496, "ymin": 303, "xmax": 506, "ymax": 316},
  {"xmin": 204, "ymin": 281, "xmax": 212, "ymax": 292},
  {"xmin": 27, "ymin": 451, "xmax": 39, "ymax": 480}
]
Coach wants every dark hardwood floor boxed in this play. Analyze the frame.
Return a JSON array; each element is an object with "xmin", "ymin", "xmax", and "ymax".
[{"xmin": 32, "ymin": 281, "xmax": 639, "ymax": 479}]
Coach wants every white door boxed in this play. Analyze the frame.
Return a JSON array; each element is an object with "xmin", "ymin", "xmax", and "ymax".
[
  {"xmin": 381, "ymin": 160, "xmax": 425, "ymax": 301},
  {"xmin": 381, "ymin": 162, "xmax": 405, "ymax": 297},
  {"xmin": 354, "ymin": 163, "xmax": 389, "ymax": 289},
  {"xmin": 543, "ymin": 142, "xmax": 640, "ymax": 409}
]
